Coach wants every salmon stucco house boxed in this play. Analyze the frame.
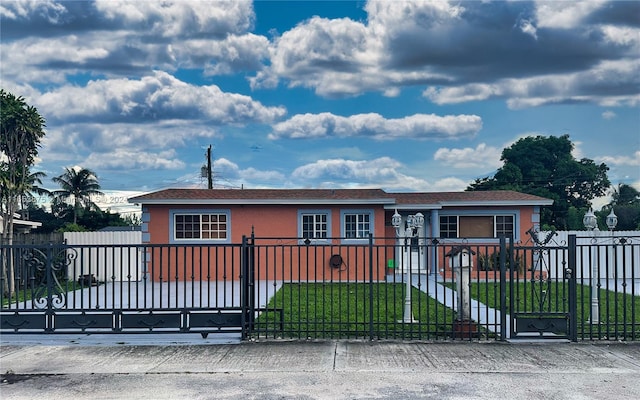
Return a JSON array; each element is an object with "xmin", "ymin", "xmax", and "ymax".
[{"xmin": 129, "ymin": 189, "xmax": 552, "ymax": 281}]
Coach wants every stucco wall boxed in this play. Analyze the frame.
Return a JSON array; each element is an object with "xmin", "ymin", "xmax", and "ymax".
[
  {"xmin": 140, "ymin": 203, "xmax": 540, "ymax": 281},
  {"xmin": 142, "ymin": 203, "xmax": 389, "ymax": 281}
]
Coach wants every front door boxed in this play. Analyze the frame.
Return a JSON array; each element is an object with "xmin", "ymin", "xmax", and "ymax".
[{"xmin": 398, "ymin": 231, "xmax": 427, "ymax": 274}]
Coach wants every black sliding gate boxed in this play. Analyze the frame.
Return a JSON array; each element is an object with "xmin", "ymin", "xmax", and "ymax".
[{"xmin": 1, "ymin": 237, "xmax": 256, "ymax": 338}]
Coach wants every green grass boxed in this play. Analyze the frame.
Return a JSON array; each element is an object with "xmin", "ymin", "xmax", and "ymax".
[
  {"xmin": 446, "ymin": 281, "xmax": 639, "ymax": 338},
  {"xmin": 2, "ymin": 280, "xmax": 88, "ymax": 307},
  {"xmin": 253, "ymin": 282, "xmax": 462, "ymax": 339}
]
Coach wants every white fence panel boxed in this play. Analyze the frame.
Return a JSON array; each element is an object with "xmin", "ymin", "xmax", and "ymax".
[
  {"xmin": 64, "ymin": 232, "xmax": 142, "ymax": 282},
  {"xmin": 537, "ymin": 230, "xmax": 640, "ymax": 280}
]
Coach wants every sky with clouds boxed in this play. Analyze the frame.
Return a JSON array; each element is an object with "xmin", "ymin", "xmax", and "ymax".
[{"xmin": 1, "ymin": 0, "xmax": 639, "ymax": 213}]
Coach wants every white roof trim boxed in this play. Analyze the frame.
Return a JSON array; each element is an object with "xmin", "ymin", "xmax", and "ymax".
[
  {"xmin": 13, "ymin": 219, "xmax": 42, "ymax": 228},
  {"xmin": 134, "ymin": 198, "xmax": 396, "ymax": 206},
  {"xmin": 384, "ymin": 204, "xmax": 442, "ymax": 210},
  {"xmin": 438, "ymin": 200, "xmax": 553, "ymax": 207},
  {"xmin": 0, "ymin": 216, "xmax": 42, "ymax": 227}
]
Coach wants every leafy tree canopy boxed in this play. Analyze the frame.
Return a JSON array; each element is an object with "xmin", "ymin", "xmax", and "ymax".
[
  {"xmin": 1, "ymin": 90, "xmax": 46, "ymax": 224},
  {"xmin": 27, "ymin": 203, "xmax": 137, "ymax": 233},
  {"xmin": 596, "ymin": 184, "xmax": 640, "ymax": 231},
  {"xmin": 467, "ymin": 134, "xmax": 610, "ymax": 230}
]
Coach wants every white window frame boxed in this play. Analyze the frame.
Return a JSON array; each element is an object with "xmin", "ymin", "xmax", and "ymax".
[
  {"xmin": 298, "ymin": 210, "xmax": 331, "ymax": 243},
  {"xmin": 341, "ymin": 209, "xmax": 374, "ymax": 242},
  {"xmin": 438, "ymin": 212, "xmax": 519, "ymax": 241},
  {"xmin": 170, "ymin": 209, "xmax": 231, "ymax": 244}
]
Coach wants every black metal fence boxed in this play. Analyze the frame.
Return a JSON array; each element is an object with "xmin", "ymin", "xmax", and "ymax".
[{"xmin": 1, "ymin": 234, "xmax": 638, "ymax": 341}]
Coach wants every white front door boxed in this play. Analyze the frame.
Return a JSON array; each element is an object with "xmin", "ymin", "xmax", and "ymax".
[{"xmin": 397, "ymin": 229, "xmax": 427, "ymax": 274}]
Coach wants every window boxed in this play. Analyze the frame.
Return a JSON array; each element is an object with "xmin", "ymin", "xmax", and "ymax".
[
  {"xmin": 439, "ymin": 215, "xmax": 458, "ymax": 238},
  {"xmin": 174, "ymin": 212, "xmax": 228, "ymax": 240},
  {"xmin": 344, "ymin": 213, "xmax": 371, "ymax": 239},
  {"xmin": 439, "ymin": 214, "xmax": 516, "ymax": 239},
  {"xmin": 302, "ymin": 213, "xmax": 328, "ymax": 239},
  {"xmin": 495, "ymin": 215, "xmax": 514, "ymax": 237},
  {"xmin": 459, "ymin": 216, "xmax": 493, "ymax": 237}
]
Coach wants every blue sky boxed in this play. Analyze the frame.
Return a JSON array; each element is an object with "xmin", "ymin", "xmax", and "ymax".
[{"xmin": 1, "ymin": 0, "xmax": 639, "ymax": 214}]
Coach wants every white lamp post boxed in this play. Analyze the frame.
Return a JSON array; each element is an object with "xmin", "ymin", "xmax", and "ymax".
[
  {"xmin": 606, "ymin": 208, "xmax": 618, "ymax": 282},
  {"xmin": 392, "ymin": 209, "xmax": 424, "ymax": 323},
  {"xmin": 583, "ymin": 208, "xmax": 599, "ymax": 324}
]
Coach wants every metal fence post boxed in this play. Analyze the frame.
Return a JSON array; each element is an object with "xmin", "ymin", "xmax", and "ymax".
[
  {"xmin": 240, "ymin": 236, "xmax": 247, "ymax": 340},
  {"xmin": 368, "ymin": 233, "xmax": 374, "ymax": 341},
  {"xmin": 568, "ymin": 234, "xmax": 578, "ymax": 342},
  {"xmin": 499, "ymin": 235, "xmax": 507, "ymax": 341}
]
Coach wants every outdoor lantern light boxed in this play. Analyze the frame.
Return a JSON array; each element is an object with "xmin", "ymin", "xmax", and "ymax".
[
  {"xmin": 606, "ymin": 209, "xmax": 618, "ymax": 231},
  {"xmin": 583, "ymin": 208, "xmax": 597, "ymax": 231},
  {"xmin": 412, "ymin": 212, "xmax": 424, "ymax": 231},
  {"xmin": 392, "ymin": 209, "xmax": 402, "ymax": 230},
  {"xmin": 391, "ymin": 209, "xmax": 424, "ymax": 323}
]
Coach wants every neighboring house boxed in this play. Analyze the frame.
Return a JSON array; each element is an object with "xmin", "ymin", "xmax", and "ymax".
[
  {"xmin": 0, "ymin": 213, "xmax": 42, "ymax": 235},
  {"xmin": 129, "ymin": 189, "xmax": 552, "ymax": 281}
]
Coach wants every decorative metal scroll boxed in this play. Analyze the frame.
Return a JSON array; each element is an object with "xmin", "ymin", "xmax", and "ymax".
[
  {"xmin": 525, "ymin": 228, "xmax": 561, "ymax": 313},
  {"xmin": 22, "ymin": 246, "xmax": 77, "ymax": 310}
]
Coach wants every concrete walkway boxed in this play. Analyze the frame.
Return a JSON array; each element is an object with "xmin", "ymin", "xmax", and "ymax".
[
  {"xmin": 1, "ymin": 340, "xmax": 639, "ymax": 399},
  {"xmin": 405, "ymin": 274, "xmax": 507, "ymax": 337}
]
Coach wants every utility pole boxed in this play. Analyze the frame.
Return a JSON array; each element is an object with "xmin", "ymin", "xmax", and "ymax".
[{"xmin": 206, "ymin": 145, "xmax": 213, "ymax": 189}]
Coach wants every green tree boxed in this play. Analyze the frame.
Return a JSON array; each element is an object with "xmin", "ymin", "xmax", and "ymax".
[
  {"xmin": 467, "ymin": 135, "xmax": 610, "ymax": 229},
  {"xmin": 19, "ymin": 169, "xmax": 50, "ymax": 218},
  {"xmin": 1, "ymin": 89, "xmax": 46, "ymax": 295},
  {"xmin": 52, "ymin": 167, "xmax": 104, "ymax": 224},
  {"xmin": 610, "ymin": 183, "xmax": 640, "ymax": 206},
  {"xmin": 598, "ymin": 184, "xmax": 640, "ymax": 230}
]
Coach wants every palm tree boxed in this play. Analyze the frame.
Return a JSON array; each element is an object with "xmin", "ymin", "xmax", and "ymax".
[
  {"xmin": 19, "ymin": 169, "xmax": 50, "ymax": 219},
  {"xmin": 610, "ymin": 183, "xmax": 640, "ymax": 206},
  {"xmin": 52, "ymin": 167, "xmax": 104, "ymax": 224}
]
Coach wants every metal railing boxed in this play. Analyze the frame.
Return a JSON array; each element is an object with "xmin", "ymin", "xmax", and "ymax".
[{"xmin": 1, "ymin": 234, "xmax": 638, "ymax": 341}]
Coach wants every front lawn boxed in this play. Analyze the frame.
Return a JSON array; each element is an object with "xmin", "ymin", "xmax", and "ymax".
[
  {"xmin": 253, "ymin": 282, "xmax": 460, "ymax": 339},
  {"xmin": 447, "ymin": 281, "xmax": 639, "ymax": 339}
]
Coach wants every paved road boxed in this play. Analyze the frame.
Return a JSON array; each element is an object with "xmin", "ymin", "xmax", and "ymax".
[{"xmin": 1, "ymin": 337, "xmax": 639, "ymax": 399}]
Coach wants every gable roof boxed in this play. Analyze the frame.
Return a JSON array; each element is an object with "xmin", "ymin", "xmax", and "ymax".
[{"xmin": 129, "ymin": 188, "xmax": 552, "ymax": 208}]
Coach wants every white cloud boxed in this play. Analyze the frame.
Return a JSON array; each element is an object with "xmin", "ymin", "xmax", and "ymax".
[
  {"xmin": 518, "ymin": 19, "xmax": 537, "ymax": 40},
  {"xmin": 0, "ymin": 0, "xmax": 68, "ymax": 22},
  {"xmin": 534, "ymin": 1, "xmax": 607, "ymax": 29},
  {"xmin": 433, "ymin": 144, "xmax": 502, "ymax": 169},
  {"xmin": 43, "ymin": 121, "xmax": 217, "ymax": 157},
  {"xmin": 213, "ymin": 158, "xmax": 286, "ymax": 187},
  {"xmin": 602, "ymin": 110, "xmax": 617, "ymax": 120},
  {"xmin": 94, "ymin": 0, "xmax": 255, "ymax": 38},
  {"xmin": 36, "ymin": 71, "xmax": 286, "ymax": 124},
  {"xmin": 1, "ymin": 0, "xmax": 265, "ymax": 86},
  {"xmin": 269, "ymin": 113, "xmax": 481, "ymax": 140},
  {"xmin": 425, "ymin": 59, "xmax": 640, "ymax": 108},
  {"xmin": 597, "ymin": 151, "xmax": 640, "ymax": 167},
  {"xmin": 429, "ymin": 177, "xmax": 469, "ymax": 192},
  {"xmin": 290, "ymin": 157, "xmax": 432, "ymax": 191},
  {"xmin": 259, "ymin": 0, "xmax": 639, "ymax": 107},
  {"xmin": 84, "ymin": 149, "xmax": 185, "ymax": 170}
]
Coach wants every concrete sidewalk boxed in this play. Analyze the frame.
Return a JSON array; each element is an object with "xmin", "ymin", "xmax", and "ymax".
[{"xmin": 1, "ymin": 339, "xmax": 639, "ymax": 399}]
